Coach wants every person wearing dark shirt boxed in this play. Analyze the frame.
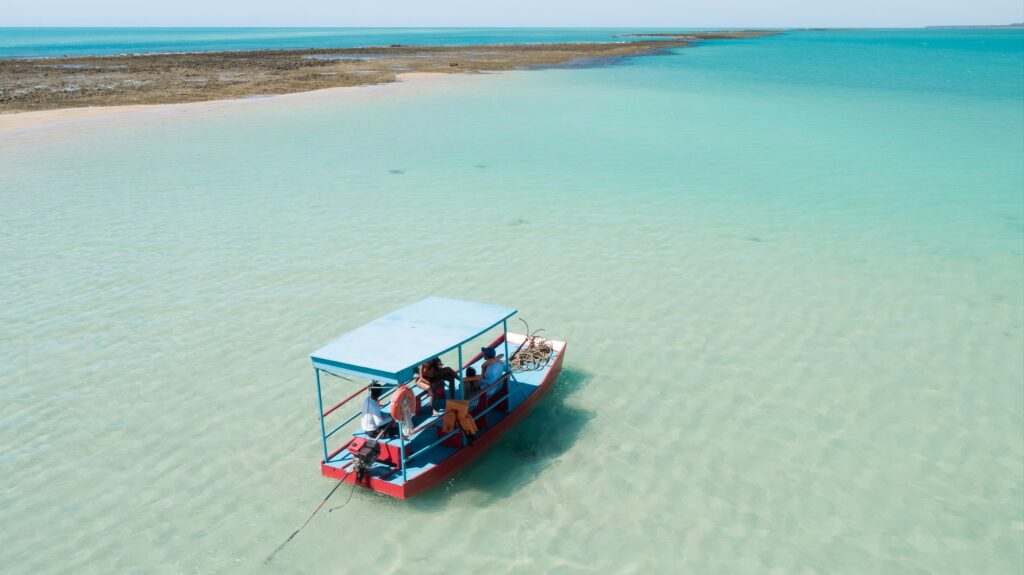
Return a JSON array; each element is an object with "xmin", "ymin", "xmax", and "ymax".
[{"xmin": 415, "ymin": 357, "xmax": 457, "ymax": 415}]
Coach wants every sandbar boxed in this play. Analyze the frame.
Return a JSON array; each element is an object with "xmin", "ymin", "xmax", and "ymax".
[{"xmin": 0, "ymin": 31, "xmax": 781, "ymax": 134}]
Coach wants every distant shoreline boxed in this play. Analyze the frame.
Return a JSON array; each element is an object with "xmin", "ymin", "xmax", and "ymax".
[
  {"xmin": 925, "ymin": 23, "xmax": 1023, "ymax": 28},
  {"xmin": 0, "ymin": 30, "xmax": 780, "ymax": 115}
]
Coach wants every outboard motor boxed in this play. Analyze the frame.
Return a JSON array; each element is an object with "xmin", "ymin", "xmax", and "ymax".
[{"xmin": 348, "ymin": 438, "xmax": 381, "ymax": 483}]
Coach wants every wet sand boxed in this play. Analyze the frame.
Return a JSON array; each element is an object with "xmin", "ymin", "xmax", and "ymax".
[
  {"xmin": 0, "ymin": 72, "xmax": 450, "ymax": 135},
  {"xmin": 0, "ymin": 31, "xmax": 780, "ymax": 114}
]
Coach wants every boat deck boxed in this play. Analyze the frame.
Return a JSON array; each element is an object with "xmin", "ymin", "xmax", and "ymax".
[{"xmin": 322, "ymin": 333, "xmax": 564, "ymax": 491}]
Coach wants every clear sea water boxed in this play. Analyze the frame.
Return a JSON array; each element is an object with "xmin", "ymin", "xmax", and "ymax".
[{"xmin": 1, "ymin": 29, "xmax": 1023, "ymax": 574}]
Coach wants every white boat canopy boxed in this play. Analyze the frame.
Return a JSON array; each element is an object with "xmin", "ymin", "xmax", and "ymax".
[{"xmin": 310, "ymin": 296, "xmax": 517, "ymax": 384}]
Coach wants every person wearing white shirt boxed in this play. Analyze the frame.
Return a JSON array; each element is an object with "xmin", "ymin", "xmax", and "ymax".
[{"xmin": 361, "ymin": 384, "xmax": 396, "ymax": 438}]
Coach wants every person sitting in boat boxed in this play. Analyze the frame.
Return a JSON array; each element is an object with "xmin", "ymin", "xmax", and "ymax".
[
  {"xmin": 480, "ymin": 346, "xmax": 510, "ymax": 402},
  {"xmin": 415, "ymin": 358, "xmax": 457, "ymax": 415},
  {"xmin": 462, "ymin": 366, "xmax": 482, "ymax": 410},
  {"xmin": 361, "ymin": 383, "xmax": 397, "ymax": 439}
]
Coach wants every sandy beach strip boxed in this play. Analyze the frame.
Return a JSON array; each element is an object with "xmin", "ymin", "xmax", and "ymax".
[{"xmin": 0, "ymin": 72, "xmax": 452, "ymax": 136}]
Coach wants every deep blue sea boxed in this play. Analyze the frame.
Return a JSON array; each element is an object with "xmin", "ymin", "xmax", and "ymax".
[{"xmin": 1, "ymin": 28, "xmax": 1022, "ymax": 574}]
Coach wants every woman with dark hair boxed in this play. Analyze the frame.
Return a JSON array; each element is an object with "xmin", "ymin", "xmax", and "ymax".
[{"xmin": 415, "ymin": 357, "xmax": 457, "ymax": 415}]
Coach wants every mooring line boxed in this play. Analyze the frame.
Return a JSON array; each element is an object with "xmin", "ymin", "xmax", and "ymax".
[
  {"xmin": 328, "ymin": 479, "xmax": 360, "ymax": 513},
  {"xmin": 264, "ymin": 469, "xmax": 353, "ymax": 564}
]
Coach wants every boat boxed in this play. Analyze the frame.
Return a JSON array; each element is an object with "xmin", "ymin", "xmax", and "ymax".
[{"xmin": 309, "ymin": 296, "xmax": 567, "ymax": 499}]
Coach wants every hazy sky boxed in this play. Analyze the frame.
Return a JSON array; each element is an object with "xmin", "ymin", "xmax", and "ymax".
[{"xmin": 3, "ymin": 1, "xmax": 1022, "ymax": 28}]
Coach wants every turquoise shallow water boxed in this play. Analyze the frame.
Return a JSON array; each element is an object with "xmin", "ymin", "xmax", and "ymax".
[{"xmin": 1, "ymin": 30, "xmax": 1023, "ymax": 573}]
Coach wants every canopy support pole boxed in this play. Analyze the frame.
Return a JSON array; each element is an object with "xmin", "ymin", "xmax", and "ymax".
[
  {"xmin": 315, "ymin": 368, "xmax": 329, "ymax": 463},
  {"xmin": 458, "ymin": 343, "xmax": 466, "ymax": 446},
  {"xmin": 400, "ymin": 425, "xmax": 407, "ymax": 483},
  {"xmin": 503, "ymin": 319, "xmax": 510, "ymax": 362},
  {"xmin": 457, "ymin": 344, "xmax": 464, "ymax": 400},
  {"xmin": 503, "ymin": 320, "xmax": 512, "ymax": 412}
]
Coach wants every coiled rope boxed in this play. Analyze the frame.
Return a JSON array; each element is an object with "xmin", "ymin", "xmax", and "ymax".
[{"xmin": 509, "ymin": 318, "xmax": 554, "ymax": 372}]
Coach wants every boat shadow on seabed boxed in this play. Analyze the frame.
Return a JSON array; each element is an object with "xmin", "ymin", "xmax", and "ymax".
[{"xmin": 408, "ymin": 368, "xmax": 596, "ymax": 510}]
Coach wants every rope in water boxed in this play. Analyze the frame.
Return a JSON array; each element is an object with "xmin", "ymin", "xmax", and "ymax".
[
  {"xmin": 328, "ymin": 480, "xmax": 360, "ymax": 513},
  {"xmin": 264, "ymin": 428, "xmax": 385, "ymax": 563},
  {"xmin": 264, "ymin": 468, "xmax": 353, "ymax": 564}
]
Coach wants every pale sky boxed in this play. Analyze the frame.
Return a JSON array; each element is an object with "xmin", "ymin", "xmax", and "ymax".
[{"xmin": 3, "ymin": 1, "xmax": 1022, "ymax": 28}]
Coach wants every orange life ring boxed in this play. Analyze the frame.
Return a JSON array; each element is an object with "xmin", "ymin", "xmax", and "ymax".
[{"xmin": 390, "ymin": 386, "xmax": 418, "ymax": 420}]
